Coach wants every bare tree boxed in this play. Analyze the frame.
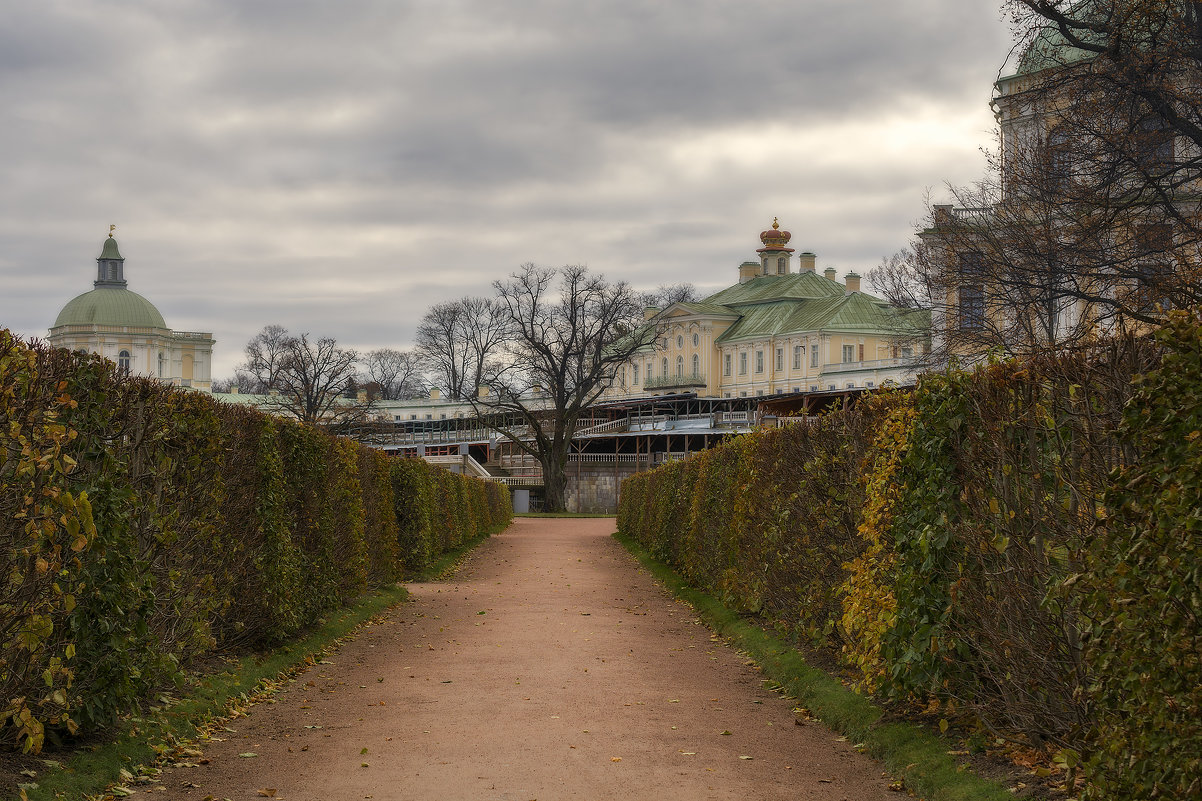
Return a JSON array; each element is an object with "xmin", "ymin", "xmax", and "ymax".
[
  {"xmin": 240, "ymin": 324, "xmax": 291, "ymax": 393},
  {"xmin": 262, "ymin": 332, "xmax": 364, "ymax": 426},
  {"xmin": 415, "ymin": 297, "xmax": 509, "ymax": 401},
  {"xmin": 640, "ymin": 282, "xmax": 700, "ymax": 309},
  {"xmin": 361, "ymin": 348, "xmax": 424, "ymax": 400},
  {"xmin": 475, "ymin": 264, "xmax": 660, "ymax": 512},
  {"xmin": 879, "ymin": 2, "xmax": 1202, "ymax": 361}
]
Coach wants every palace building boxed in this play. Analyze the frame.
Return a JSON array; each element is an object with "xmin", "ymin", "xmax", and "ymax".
[
  {"xmin": 48, "ymin": 231, "xmax": 215, "ymax": 391},
  {"xmin": 608, "ymin": 220, "xmax": 929, "ymax": 400}
]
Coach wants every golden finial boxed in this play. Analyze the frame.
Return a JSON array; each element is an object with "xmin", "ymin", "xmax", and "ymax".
[
  {"xmin": 109, "ymin": 224, "xmax": 116, "ymax": 238},
  {"xmin": 772, "ymin": 217, "xmax": 780, "ymax": 230}
]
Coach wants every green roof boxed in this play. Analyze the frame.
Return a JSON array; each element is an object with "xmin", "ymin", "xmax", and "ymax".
[
  {"xmin": 53, "ymin": 287, "xmax": 168, "ymax": 329},
  {"xmin": 99, "ymin": 237, "xmax": 123, "ymax": 260},
  {"xmin": 673, "ymin": 301, "xmax": 740, "ymax": 316},
  {"xmin": 702, "ymin": 271, "xmax": 846, "ymax": 306},
  {"xmin": 714, "ymin": 291, "xmax": 928, "ymax": 344},
  {"xmin": 1005, "ymin": 1, "xmax": 1101, "ymax": 79}
]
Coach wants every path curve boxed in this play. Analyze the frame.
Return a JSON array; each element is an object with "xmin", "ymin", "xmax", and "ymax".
[{"xmin": 157, "ymin": 518, "xmax": 895, "ymax": 800}]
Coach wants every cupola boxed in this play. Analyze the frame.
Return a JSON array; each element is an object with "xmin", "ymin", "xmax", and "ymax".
[
  {"xmin": 95, "ymin": 225, "xmax": 127, "ymax": 288},
  {"xmin": 755, "ymin": 218, "xmax": 795, "ymax": 275}
]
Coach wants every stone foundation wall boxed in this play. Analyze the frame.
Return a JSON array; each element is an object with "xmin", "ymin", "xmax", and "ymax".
[{"xmin": 564, "ymin": 462, "xmax": 642, "ymax": 514}]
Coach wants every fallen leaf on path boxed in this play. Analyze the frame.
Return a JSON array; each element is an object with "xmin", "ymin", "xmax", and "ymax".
[
  {"xmin": 238, "ymin": 753, "xmax": 258, "ymax": 758},
  {"xmin": 679, "ymin": 751, "xmax": 696, "ymax": 756},
  {"xmin": 611, "ymin": 757, "xmax": 622, "ymax": 762},
  {"xmin": 360, "ymin": 747, "xmax": 369, "ymax": 755},
  {"xmin": 739, "ymin": 755, "xmax": 753, "ymax": 760},
  {"xmin": 257, "ymin": 790, "xmax": 277, "ymax": 797},
  {"xmin": 720, "ymin": 730, "xmax": 732, "ymax": 736}
]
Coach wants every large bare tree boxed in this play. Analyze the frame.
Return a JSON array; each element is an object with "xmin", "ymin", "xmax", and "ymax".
[
  {"xmin": 240, "ymin": 328, "xmax": 365, "ymax": 426},
  {"xmin": 361, "ymin": 347, "xmax": 424, "ymax": 400},
  {"xmin": 872, "ymin": 1, "xmax": 1202, "ymax": 360},
  {"xmin": 239, "ymin": 324, "xmax": 291, "ymax": 393},
  {"xmin": 415, "ymin": 297, "xmax": 509, "ymax": 401},
  {"xmin": 474, "ymin": 264, "xmax": 660, "ymax": 511}
]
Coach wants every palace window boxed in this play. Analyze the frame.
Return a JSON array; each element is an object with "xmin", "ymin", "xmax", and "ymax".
[
  {"xmin": 793, "ymin": 345, "xmax": 802, "ymax": 369},
  {"xmin": 632, "ymin": 363, "xmax": 640, "ymax": 383},
  {"xmin": 662, "ymin": 357, "xmax": 668, "ymax": 376},
  {"xmin": 811, "ymin": 344, "xmax": 819, "ymax": 368},
  {"xmin": 959, "ymin": 284, "xmax": 985, "ymax": 331},
  {"xmin": 692, "ymin": 354, "xmax": 699, "ymax": 375},
  {"xmin": 724, "ymin": 354, "xmax": 732, "ymax": 376},
  {"xmin": 1134, "ymin": 224, "xmax": 1174, "ymax": 311},
  {"xmin": 692, "ymin": 333, "xmax": 699, "ymax": 347},
  {"xmin": 775, "ymin": 348, "xmax": 783, "ymax": 371},
  {"xmin": 739, "ymin": 353, "xmax": 747, "ymax": 375},
  {"xmin": 118, "ymin": 350, "xmax": 131, "ymax": 371},
  {"xmin": 677, "ymin": 334, "xmax": 683, "ymax": 348},
  {"xmin": 842, "ymin": 345, "xmax": 855, "ymax": 363},
  {"xmin": 157, "ymin": 352, "xmax": 165, "ymax": 377},
  {"xmin": 676, "ymin": 356, "xmax": 684, "ymax": 376},
  {"xmin": 755, "ymin": 350, "xmax": 764, "ymax": 373},
  {"xmin": 1135, "ymin": 115, "xmax": 1174, "ymax": 171}
]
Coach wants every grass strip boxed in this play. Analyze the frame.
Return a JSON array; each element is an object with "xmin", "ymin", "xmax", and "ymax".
[
  {"xmin": 613, "ymin": 530, "xmax": 1013, "ymax": 801},
  {"xmin": 19, "ymin": 526, "xmax": 505, "ymax": 801},
  {"xmin": 516, "ymin": 512, "xmax": 615, "ymax": 518}
]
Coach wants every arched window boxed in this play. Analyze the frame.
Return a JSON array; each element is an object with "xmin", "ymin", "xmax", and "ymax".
[
  {"xmin": 632, "ymin": 363, "xmax": 640, "ymax": 384},
  {"xmin": 691, "ymin": 354, "xmax": 699, "ymax": 376},
  {"xmin": 118, "ymin": 350, "xmax": 131, "ymax": 371},
  {"xmin": 662, "ymin": 357, "xmax": 668, "ymax": 376},
  {"xmin": 777, "ymin": 256, "xmax": 786, "ymax": 273},
  {"xmin": 676, "ymin": 356, "xmax": 684, "ymax": 376},
  {"xmin": 157, "ymin": 352, "xmax": 165, "ymax": 377}
]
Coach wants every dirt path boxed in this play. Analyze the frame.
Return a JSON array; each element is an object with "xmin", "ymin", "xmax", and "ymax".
[{"xmin": 155, "ymin": 518, "xmax": 895, "ymax": 800}]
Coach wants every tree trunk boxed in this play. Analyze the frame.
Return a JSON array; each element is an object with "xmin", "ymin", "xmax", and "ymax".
[{"xmin": 541, "ymin": 448, "xmax": 570, "ymax": 512}]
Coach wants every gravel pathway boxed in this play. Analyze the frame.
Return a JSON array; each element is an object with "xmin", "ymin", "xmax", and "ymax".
[{"xmin": 155, "ymin": 517, "xmax": 895, "ymax": 801}]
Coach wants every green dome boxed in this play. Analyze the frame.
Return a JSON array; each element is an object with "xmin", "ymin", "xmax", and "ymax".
[
  {"xmin": 1010, "ymin": 1, "xmax": 1102, "ymax": 78},
  {"xmin": 53, "ymin": 287, "xmax": 168, "ymax": 329}
]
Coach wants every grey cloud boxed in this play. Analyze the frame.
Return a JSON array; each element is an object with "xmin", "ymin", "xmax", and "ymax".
[{"xmin": 2, "ymin": 1, "xmax": 1015, "ymax": 377}]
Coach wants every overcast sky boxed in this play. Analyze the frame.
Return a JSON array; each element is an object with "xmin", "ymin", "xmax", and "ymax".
[{"xmin": 1, "ymin": 1, "xmax": 1017, "ymax": 378}]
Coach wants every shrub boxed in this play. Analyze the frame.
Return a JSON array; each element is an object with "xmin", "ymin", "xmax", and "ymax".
[{"xmin": 0, "ymin": 331, "xmax": 512, "ymax": 752}]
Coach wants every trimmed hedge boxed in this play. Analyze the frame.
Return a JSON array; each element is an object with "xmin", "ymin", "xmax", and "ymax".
[
  {"xmin": 619, "ymin": 321, "xmax": 1201, "ymax": 799},
  {"xmin": 0, "ymin": 331, "xmax": 510, "ymax": 753}
]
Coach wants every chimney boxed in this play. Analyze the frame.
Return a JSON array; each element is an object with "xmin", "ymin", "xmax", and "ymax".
[
  {"xmin": 738, "ymin": 261, "xmax": 762, "ymax": 284},
  {"xmin": 477, "ymin": 385, "xmax": 490, "ymax": 399},
  {"xmin": 824, "ymin": 267, "xmax": 837, "ymax": 282},
  {"xmin": 230, "ymin": 385, "xmax": 239, "ymax": 395},
  {"xmin": 643, "ymin": 306, "xmax": 660, "ymax": 321},
  {"xmin": 429, "ymin": 388, "xmax": 441, "ymax": 400},
  {"xmin": 845, "ymin": 272, "xmax": 861, "ymax": 293},
  {"xmin": 798, "ymin": 252, "xmax": 816, "ymax": 272}
]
